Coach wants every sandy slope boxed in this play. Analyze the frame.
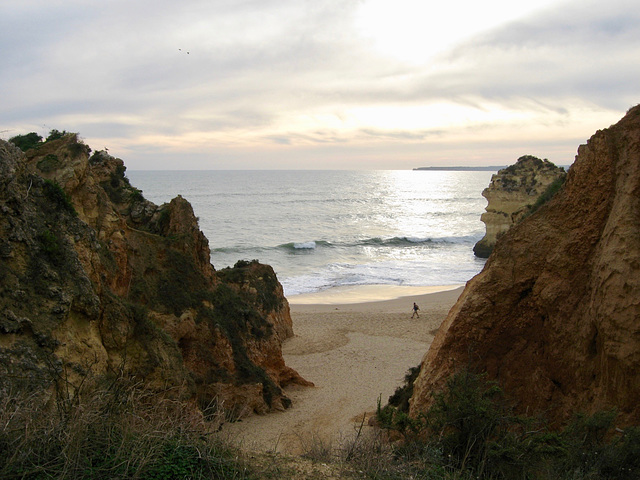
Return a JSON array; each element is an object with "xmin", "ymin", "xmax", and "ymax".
[{"xmin": 222, "ymin": 286, "xmax": 463, "ymax": 454}]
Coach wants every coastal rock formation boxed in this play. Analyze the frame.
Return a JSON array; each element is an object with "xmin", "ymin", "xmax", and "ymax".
[
  {"xmin": 473, "ymin": 156, "xmax": 566, "ymax": 258},
  {"xmin": 410, "ymin": 106, "xmax": 640, "ymax": 427},
  {"xmin": 0, "ymin": 134, "xmax": 310, "ymax": 417}
]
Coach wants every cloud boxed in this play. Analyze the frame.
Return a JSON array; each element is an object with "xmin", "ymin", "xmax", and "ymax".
[
  {"xmin": 425, "ymin": 0, "xmax": 640, "ymax": 109},
  {"xmin": 1, "ymin": 0, "xmax": 638, "ymax": 168}
]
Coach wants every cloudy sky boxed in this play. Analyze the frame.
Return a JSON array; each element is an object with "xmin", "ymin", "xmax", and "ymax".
[{"xmin": 2, "ymin": 0, "xmax": 639, "ymax": 169}]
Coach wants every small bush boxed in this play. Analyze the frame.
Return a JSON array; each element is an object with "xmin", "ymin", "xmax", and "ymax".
[
  {"xmin": 101, "ymin": 178, "xmax": 125, "ymax": 204},
  {"xmin": 45, "ymin": 129, "xmax": 69, "ymax": 142},
  {"xmin": 67, "ymin": 141, "xmax": 91, "ymax": 158},
  {"xmin": 36, "ymin": 153, "xmax": 61, "ymax": 172},
  {"xmin": 387, "ymin": 364, "xmax": 420, "ymax": 413},
  {"xmin": 528, "ymin": 175, "xmax": 566, "ymax": 215},
  {"xmin": 155, "ymin": 206, "xmax": 171, "ymax": 233},
  {"xmin": 371, "ymin": 368, "xmax": 640, "ymax": 480},
  {"xmin": 154, "ymin": 249, "xmax": 210, "ymax": 316},
  {"xmin": 425, "ymin": 369, "xmax": 508, "ymax": 472},
  {"xmin": 38, "ymin": 229, "xmax": 61, "ymax": 259},
  {"xmin": 560, "ymin": 411, "xmax": 640, "ymax": 479},
  {"xmin": 131, "ymin": 187, "xmax": 145, "ymax": 203},
  {"xmin": 9, "ymin": 132, "xmax": 43, "ymax": 151},
  {"xmin": 43, "ymin": 179, "xmax": 77, "ymax": 216},
  {"xmin": 99, "ymin": 162, "xmax": 140, "ymax": 205}
]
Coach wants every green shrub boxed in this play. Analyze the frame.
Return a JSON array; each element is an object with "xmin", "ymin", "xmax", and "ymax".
[
  {"xmin": 376, "ymin": 365, "xmax": 425, "ymax": 441},
  {"xmin": 45, "ymin": 129, "xmax": 69, "ymax": 142},
  {"xmin": 43, "ymin": 179, "xmax": 77, "ymax": 216},
  {"xmin": 38, "ymin": 229, "xmax": 61, "ymax": 258},
  {"xmin": 388, "ymin": 365, "xmax": 421, "ymax": 413},
  {"xmin": 528, "ymin": 175, "xmax": 566, "ymax": 215},
  {"xmin": 130, "ymin": 187, "xmax": 145, "ymax": 203},
  {"xmin": 67, "ymin": 141, "xmax": 91, "ymax": 158},
  {"xmin": 115, "ymin": 163, "xmax": 127, "ymax": 178},
  {"xmin": 143, "ymin": 441, "xmax": 201, "ymax": 480},
  {"xmin": 99, "ymin": 162, "xmax": 139, "ymax": 205},
  {"xmin": 154, "ymin": 250, "xmax": 210, "ymax": 316},
  {"xmin": 101, "ymin": 179, "xmax": 124, "ymax": 204},
  {"xmin": 560, "ymin": 411, "xmax": 640, "ymax": 479},
  {"xmin": 372, "ymin": 368, "xmax": 640, "ymax": 480},
  {"xmin": 600, "ymin": 427, "xmax": 640, "ymax": 479},
  {"xmin": 36, "ymin": 153, "xmax": 61, "ymax": 173},
  {"xmin": 155, "ymin": 206, "xmax": 171, "ymax": 233},
  {"xmin": 423, "ymin": 369, "xmax": 511, "ymax": 475},
  {"xmin": 9, "ymin": 132, "xmax": 43, "ymax": 151}
]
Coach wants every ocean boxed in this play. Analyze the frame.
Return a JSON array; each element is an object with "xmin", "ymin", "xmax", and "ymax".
[{"xmin": 127, "ymin": 170, "xmax": 495, "ymax": 297}]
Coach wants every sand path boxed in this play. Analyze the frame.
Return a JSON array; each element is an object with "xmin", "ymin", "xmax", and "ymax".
[{"xmin": 222, "ymin": 286, "xmax": 463, "ymax": 454}]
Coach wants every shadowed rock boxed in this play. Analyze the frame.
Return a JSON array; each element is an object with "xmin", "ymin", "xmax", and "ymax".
[
  {"xmin": 411, "ymin": 106, "xmax": 640, "ymax": 427},
  {"xmin": 0, "ymin": 134, "xmax": 310, "ymax": 418}
]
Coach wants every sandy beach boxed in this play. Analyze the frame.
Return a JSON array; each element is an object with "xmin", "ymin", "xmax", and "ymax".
[{"xmin": 223, "ymin": 285, "xmax": 463, "ymax": 454}]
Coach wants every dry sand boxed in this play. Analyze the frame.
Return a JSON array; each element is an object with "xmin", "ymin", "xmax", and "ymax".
[{"xmin": 222, "ymin": 285, "xmax": 463, "ymax": 454}]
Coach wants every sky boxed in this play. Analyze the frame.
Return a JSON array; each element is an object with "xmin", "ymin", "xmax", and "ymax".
[{"xmin": 1, "ymin": 0, "xmax": 639, "ymax": 170}]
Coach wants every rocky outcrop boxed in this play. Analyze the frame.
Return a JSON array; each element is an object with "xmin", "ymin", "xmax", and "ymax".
[
  {"xmin": 410, "ymin": 106, "xmax": 640, "ymax": 427},
  {"xmin": 0, "ymin": 134, "xmax": 310, "ymax": 417},
  {"xmin": 473, "ymin": 156, "xmax": 566, "ymax": 258}
]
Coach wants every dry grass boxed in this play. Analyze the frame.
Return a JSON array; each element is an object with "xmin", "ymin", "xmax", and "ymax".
[{"xmin": 0, "ymin": 378, "xmax": 249, "ymax": 479}]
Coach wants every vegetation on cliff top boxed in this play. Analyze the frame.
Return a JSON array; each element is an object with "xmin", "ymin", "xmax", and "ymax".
[{"xmin": 10, "ymin": 129, "xmax": 85, "ymax": 153}]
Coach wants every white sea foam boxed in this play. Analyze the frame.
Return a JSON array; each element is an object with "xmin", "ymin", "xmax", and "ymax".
[
  {"xmin": 293, "ymin": 241, "xmax": 316, "ymax": 249},
  {"xmin": 281, "ymin": 253, "xmax": 486, "ymax": 296},
  {"xmin": 404, "ymin": 236, "xmax": 428, "ymax": 243}
]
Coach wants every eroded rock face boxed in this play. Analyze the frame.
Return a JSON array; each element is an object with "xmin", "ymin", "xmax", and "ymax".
[
  {"xmin": 0, "ymin": 135, "xmax": 310, "ymax": 416},
  {"xmin": 473, "ymin": 156, "xmax": 566, "ymax": 258},
  {"xmin": 410, "ymin": 106, "xmax": 640, "ymax": 427}
]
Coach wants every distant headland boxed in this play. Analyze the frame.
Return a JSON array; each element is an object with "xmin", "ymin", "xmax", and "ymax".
[{"xmin": 413, "ymin": 166, "xmax": 506, "ymax": 171}]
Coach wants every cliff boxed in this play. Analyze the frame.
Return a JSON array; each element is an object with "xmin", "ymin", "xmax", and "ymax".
[
  {"xmin": 410, "ymin": 106, "xmax": 640, "ymax": 427},
  {"xmin": 473, "ymin": 155, "xmax": 566, "ymax": 258},
  {"xmin": 0, "ymin": 134, "xmax": 310, "ymax": 417}
]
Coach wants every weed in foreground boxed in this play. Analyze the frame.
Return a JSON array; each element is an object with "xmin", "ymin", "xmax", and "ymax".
[
  {"xmin": 0, "ymin": 379, "xmax": 253, "ymax": 480},
  {"xmin": 367, "ymin": 368, "xmax": 640, "ymax": 480}
]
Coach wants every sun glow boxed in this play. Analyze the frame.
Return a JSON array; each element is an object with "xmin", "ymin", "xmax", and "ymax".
[
  {"xmin": 347, "ymin": 102, "xmax": 523, "ymax": 131},
  {"xmin": 355, "ymin": 0, "xmax": 562, "ymax": 64}
]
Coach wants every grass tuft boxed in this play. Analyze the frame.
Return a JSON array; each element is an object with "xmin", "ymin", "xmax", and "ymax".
[{"xmin": 0, "ymin": 378, "xmax": 253, "ymax": 480}]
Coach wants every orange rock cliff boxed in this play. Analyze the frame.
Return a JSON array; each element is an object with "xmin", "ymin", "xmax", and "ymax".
[
  {"xmin": 410, "ymin": 105, "xmax": 640, "ymax": 427},
  {"xmin": 0, "ymin": 134, "xmax": 310, "ymax": 417}
]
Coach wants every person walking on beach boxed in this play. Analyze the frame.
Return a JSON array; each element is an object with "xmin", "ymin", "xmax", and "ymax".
[{"xmin": 411, "ymin": 302, "xmax": 420, "ymax": 318}]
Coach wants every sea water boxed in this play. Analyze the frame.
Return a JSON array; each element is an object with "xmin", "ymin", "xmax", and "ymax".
[{"xmin": 127, "ymin": 170, "xmax": 495, "ymax": 296}]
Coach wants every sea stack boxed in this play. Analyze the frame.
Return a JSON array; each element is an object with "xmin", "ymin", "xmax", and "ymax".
[
  {"xmin": 473, "ymin": 155, "xmax": 566, "ymax": 258},
  {"xmin": 410, "ymin": 105, "xmax": 640, "ymax": 427}
]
